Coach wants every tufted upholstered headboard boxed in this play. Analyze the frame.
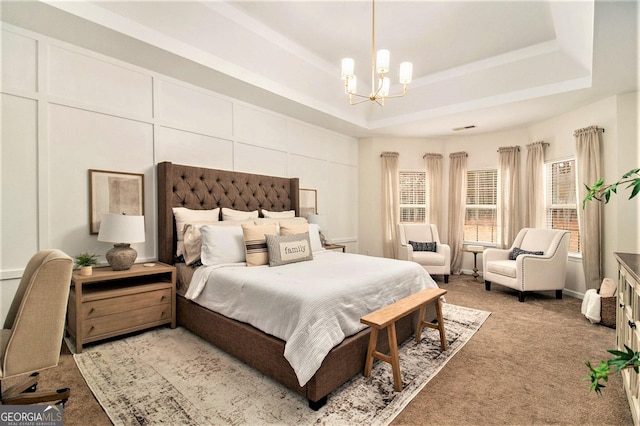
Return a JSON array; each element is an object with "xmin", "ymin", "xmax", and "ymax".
[{"xmin": 157, "ymin": 161, "xmax": 300, "ymax": 265}]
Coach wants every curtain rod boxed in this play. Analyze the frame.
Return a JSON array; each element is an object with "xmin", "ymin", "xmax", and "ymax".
[
  {"xmin": 526, "ymin": 141, "xmax": 550, "ymax": 148},
  {"xmin": 496, "ymin": 146, "xmax": 520, "ymax": 152}
]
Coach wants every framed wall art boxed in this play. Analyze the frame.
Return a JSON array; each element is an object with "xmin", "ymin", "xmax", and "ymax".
[
  {"xmin": 89, "ymin": 169, "xmax": 144, "ymax": 234},
  {"xmin": 299, "ymin": 188, "xmax": 317, "ymax": 218}
]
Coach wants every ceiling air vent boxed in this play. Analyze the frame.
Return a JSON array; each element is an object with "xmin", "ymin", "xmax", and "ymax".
[{"xmin": 452, "ymin": 125, "xmax": 477, "ymax": 131}]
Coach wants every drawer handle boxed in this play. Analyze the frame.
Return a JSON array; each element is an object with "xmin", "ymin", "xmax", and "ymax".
[
  {"xmin": 629, "ymin": 320, "xmax": 637, "ymax": 329},
  {"xmin": 620, "ymin": 303, "xmax": 625, "ymax": 308},
  {"xmin": 160, "ymin": 296, "xmax": 166, "ymax": 301},
  {"xmin": 88, "ymin": 308, "xmax": 95, "ymax": 315}
]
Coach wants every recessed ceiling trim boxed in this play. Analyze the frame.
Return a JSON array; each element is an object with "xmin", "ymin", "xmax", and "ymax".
[{"xmin": 412, "ymin": 39, "xmax": 560, "ymax": 88}]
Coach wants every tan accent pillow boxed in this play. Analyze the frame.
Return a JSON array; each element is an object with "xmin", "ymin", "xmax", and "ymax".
[
  {"xmin": 599, "ymin": 278, "xmax": 617, "ymax": 297},
  {"xmin": 261, "ymin": 209, "xmax": 295, "ymax": 219},
  {"xmin": 242, "ymin": 223, "xmax": 277, "ymax": 267},
  {"xmin": 222, "ymin": 208, "xmax": 259, "ymax": 221},
  {"xmin": 280, "ymin": 222, "xmax": 309, "ymax": 236},
  {"xmin": 172, "ymin": 207, "xmax": 220, "ymax": 256}
]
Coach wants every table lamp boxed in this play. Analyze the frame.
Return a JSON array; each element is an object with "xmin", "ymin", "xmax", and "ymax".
[
  {"xmin": 98, "ymin": 213, "xmax": 145, "ymax": 270},
  {"xmin": 307, "ymin": 213, "xmax": 328, "ymax": 246}
]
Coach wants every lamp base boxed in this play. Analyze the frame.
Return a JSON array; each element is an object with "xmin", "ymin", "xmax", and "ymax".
[{"xmin": 106, "ymin": 243, "xmax": 137, "ymax": 271}]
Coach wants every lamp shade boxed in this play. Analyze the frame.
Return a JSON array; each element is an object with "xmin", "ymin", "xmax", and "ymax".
[{"xmin": 98, "ymin": 214, "xmax": 145, "ymax": 243}]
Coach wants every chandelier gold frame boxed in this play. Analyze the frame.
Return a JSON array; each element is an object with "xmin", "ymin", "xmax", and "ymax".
[{"xmin": 341, "ymin": 0, "xmax": 413, "ymax": 106}]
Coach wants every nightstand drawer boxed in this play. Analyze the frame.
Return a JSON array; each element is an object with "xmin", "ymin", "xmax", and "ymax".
[
  {"xmin": 81, "ymin": 303, "xmax": 172, "ymax": 340},
  {"xmin": 83, "ymin": 287, "xmax": 172, "ymax": 319}
]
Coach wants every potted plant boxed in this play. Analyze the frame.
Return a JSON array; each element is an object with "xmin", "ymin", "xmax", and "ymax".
[
  {"xmin": 74, "ymin": 252, "xmax": 99, "ymax": 276},
  {"xmin": 583, "ymin": 168, "xmax": 640, "ymax": 394}
]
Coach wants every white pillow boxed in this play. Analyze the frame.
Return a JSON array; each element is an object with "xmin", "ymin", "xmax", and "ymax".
[
  {"xmin": 200, "ymin": 225, "xmax": 246, "ymax": 265},
  {"xmin": 184, "ymin": 220, "xmax": 255, "ymax": 265},
  {"xmin": 261, "ymin": 209, "xmax": 295, "ymax": 219},
  {"xmin": 308, "ymin": 223, "xmax": 324, "ymax": 253},
  {"xmin": 221, "ymin": 208, "xmax": 259, "ymax": 221},
  {"xmin": 172, "ymin": 207, "xmax": 220, "ymax": 256}
]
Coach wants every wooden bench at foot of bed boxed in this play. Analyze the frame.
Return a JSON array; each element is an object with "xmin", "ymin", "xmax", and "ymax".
[{"xmin": 360, "ymin": 288, "xmax": 448, "ymax": 392}]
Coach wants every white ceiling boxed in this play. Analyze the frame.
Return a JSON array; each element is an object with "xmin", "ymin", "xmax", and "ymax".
[{"xmin": 2, "ymin": 1, "xmax": 638, "ymax": 138}]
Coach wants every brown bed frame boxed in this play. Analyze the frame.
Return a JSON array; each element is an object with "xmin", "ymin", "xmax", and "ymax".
[{"xmin": 157, "ymin": 161, "xmax": 424, "ymax": 409}]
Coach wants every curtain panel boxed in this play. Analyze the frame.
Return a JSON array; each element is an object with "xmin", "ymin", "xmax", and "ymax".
[
  {"xmin": 575, "ymin": 126, "xmax": 603, "ymax": 290},
  {"xmin": 381, "ymin": 152, "xmax": 400, "ymax": 259},
  {"xmin": 524, "ymin": 141, "xmax": 548, "ymax": 228},
  {"xmin": 497, "ymin": 146, "xmax": 521, "ymax": 248},
  {"xmin": 448, "ymin": 152, "xmax": 468, "ymax": 274},
  {"xmin": 424, "ymin": 153, "xmax": 443, "ymax": 233}
]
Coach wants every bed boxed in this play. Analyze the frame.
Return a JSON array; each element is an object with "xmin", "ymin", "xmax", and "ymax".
[{"xmin": 157, "ymin": 161, "xmax": 438, "ymax": 409}]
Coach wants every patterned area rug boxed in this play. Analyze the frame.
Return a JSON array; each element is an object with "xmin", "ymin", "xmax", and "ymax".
[{"xmin": 73, "ymin": 303, "xmax": 490, "ymax": 426}]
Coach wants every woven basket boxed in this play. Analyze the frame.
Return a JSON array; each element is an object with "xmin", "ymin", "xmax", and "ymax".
[{"xmin": 600, "ymin": 295, "xmax": 616, "ymax": 328}]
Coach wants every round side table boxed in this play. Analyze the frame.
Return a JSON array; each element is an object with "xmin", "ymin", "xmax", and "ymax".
[{"xmin": 463, "ymin": 245, "xmax": 484, "ymax": 281}]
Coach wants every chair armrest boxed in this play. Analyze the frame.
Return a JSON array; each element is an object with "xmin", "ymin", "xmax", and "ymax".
[
  {"xmin": 436, "ymin": 243, "xmax": 451, "ymax": 260},
  {"xmin": 483, "ymin": 248, "xmax": 510, "ymax": 263},
  {"xmin": 397, "ymin": 241, "xmax": 413, "ymax": 260}
]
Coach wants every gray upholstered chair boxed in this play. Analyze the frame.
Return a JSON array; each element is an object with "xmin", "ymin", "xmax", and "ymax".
[
  {"xmin": 397, "ymin": 223, "xmax": 451, "ymax": 283},
  {"xmin": 483, "ymin": 228, "xmax": 570, "ymax": 302},
  {"xmin": 1, "ymin": 249, "xmax": 73, "ymax": 405}
]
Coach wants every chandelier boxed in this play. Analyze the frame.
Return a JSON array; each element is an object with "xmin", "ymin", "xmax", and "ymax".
[{"xmin": 341, "ymin": 0, "xmax": 413, "ymax": 106}]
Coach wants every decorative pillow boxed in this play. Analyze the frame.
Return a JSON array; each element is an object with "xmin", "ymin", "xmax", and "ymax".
[
  {"xmin": 261, "ymin": 209, "xmax": 295, "ymax": 219},
  {"xmin": 221, "ymin": 208, "xmax": 259, "ymax": 221},
  {"xmin": 183, "ymin": 220, "xmax": 254, "ymax": 265},
  {"xmin": 409, "ymin": 240, "xmax": 437, "ymax": 252},
  {"xmin": 254, "ymin": 217, "xmax": 307, "ymax": 225},
  {"xmin": 199, "ymin": 225, "xmax": 246, "ymax": 266},
  {"xmin": 599, "ymin": 277, "xmax": 617, "ymax": 297},
  {"xmin": 265, "ymin": 232, "xmax": 313, "ymax": 267},
  {"xmin": 280, "ymin": 222, "xmax": 309, "ymax": 236},
  {"xmin": 172, "ymin": 207, "xmax": 220, "ymax": 256},
  {"xmin": 307, "ymin": 223, "xmax": 324, "ymax": 252},
  {"xmin": 509, "ymin": 247, "xmax": 544, "ymax": 260},
  {"xmin": 241, "ymin": 223, "xmax": 278, "ymax": 267}
]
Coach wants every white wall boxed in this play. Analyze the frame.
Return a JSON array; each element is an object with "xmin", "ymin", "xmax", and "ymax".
[
  {"xmin": 358, "ymin": 93, "xmax": 639, "ymax": 297},
  {"xmin": 0, "ymin": 24, "xmax": 358, "ymax": 322}
]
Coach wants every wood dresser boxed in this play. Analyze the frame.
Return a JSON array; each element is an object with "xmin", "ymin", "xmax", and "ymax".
[
  {"xmin": 615, "ymin": 252, "xmax": 640, "ymax": 425},
  {"xmin": 67, "ymin": 262, "xmax": 176, "ymax": 353}
]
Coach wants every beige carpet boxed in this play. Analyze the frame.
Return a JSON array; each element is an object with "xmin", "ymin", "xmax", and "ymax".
[
  {"xmin": 71, "ymin": 303, "xmax": 488, "ymax": 425},
  {"xmin": 12, "ymin": 274, "xmax": 633, "ymax": 425}
]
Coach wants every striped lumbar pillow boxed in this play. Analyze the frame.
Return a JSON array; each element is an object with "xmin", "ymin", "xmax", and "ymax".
[{"xmin": 242, "ymin": 223, "xmax": 277, "ymax": 267}]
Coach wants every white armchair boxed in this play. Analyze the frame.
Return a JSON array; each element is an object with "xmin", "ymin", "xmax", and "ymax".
[
  {"xmin": 483, "ymin": 228, "xmax": 570, "ymax": 302},
  {"xmin": 397, "ymin": 224, "xmax": 451, "ymax": 283}
]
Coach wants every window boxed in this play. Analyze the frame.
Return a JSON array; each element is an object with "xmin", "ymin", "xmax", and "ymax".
[
  {"xmin": 545, "ymin": 158, "xmax": 580, "ymax": 253},
  {"xmin": 465, "ymin": 169, "xmax": 497, "ymax": 244},
  {"xmin": 399, "ymin": 171, "xmax": 425, "ymax": 223}
]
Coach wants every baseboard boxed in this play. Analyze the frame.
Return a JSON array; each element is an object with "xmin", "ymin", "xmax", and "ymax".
[{"xmin": 563, "ymin": 288, "xmax": 583, "ymax": 300}]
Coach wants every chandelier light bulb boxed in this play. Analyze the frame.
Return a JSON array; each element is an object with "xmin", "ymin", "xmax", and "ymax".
[
  {"xmin": 379, "ymin": 77, "xmax": 390, "ymax": 97},
  {"xmin": 399, "ymin": 62, "xmax": 413, "ymax": 84},
  {"xmin": 376, "ymin": 49, "xmax": 390, "ymax": 74},
  {"xmin": 347, "ymin": 75, "xmax": 357, "ymax": 94},
  {"xmin": 341, "ymin": 58, "xmax": 355, "ymax": 79}
]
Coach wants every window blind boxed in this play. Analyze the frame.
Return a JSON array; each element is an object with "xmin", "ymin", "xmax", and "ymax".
[
  {"xmin": 465, "ymin": 169, "xmax": 497, "ymax": 243},
  {"xmin": 399, "ymin": 171, "xmax": 426, "ymax": 223},
  {"xmin": 545, "ymin": 159, "xmax": 580, "ymax": 253}
]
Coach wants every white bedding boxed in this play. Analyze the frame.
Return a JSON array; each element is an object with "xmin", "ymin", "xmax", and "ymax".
[{"xmin": 185, "ymin": 250, "xmax": 439, "ymax": 386}]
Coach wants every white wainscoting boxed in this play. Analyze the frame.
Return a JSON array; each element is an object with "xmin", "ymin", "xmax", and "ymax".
[{"xmin": 0, "ymin": 23, "xmax": 359, "ymax": 323}]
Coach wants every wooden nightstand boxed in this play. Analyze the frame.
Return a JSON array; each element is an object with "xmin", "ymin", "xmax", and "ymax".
[
  {"xmin": 67, "ymin": 262, "xmax": 176, "ymax": 353},
  {"xmin": 324, "ymin": 243, "xmax": 346, "ymax": 253}
]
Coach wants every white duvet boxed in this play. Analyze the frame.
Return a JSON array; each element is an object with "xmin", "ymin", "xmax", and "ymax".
[{"xmin": 185, "ymin": 250, "xmax": 439, "ymax": 386}]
